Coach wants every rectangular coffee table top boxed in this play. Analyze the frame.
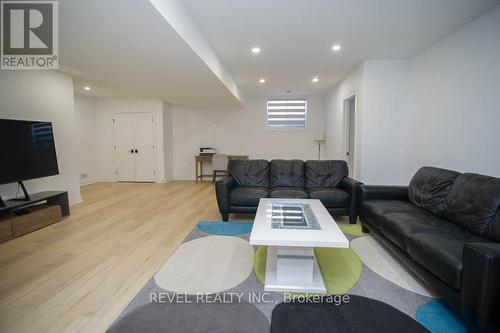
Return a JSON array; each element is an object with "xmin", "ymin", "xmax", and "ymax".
[{"xmin": 249, "ymin": 198, "xmax": 349, "ymax": 248}]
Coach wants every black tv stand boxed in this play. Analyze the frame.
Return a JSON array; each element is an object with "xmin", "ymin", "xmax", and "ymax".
[
  {"xmin": 0, "ymin": 191, "xmax": 69, "ymax": 243},
  {"xmin": 0, "ymin": 191, "xmax": 69, "ymax": 217}
]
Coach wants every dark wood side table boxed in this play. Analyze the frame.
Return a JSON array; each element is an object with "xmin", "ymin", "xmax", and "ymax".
[{"xmin": 195, "ymin": 155, "xmax": 249, "ymax": 182}]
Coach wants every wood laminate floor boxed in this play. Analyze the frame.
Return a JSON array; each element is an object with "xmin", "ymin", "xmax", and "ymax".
[{"xmin": 0, "ymin": 181, "xmax": 221, "ymax": 333}]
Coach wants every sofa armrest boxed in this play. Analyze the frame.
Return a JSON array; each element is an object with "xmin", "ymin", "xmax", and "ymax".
[
  {"xmin": 339, "ymin": 177, "xmax": 363, "ymax": 216},
  {"xmin": 360, "ymin": 185, "xmax": 409, "ymax": 201},
  {"xmin": 462, "ymin": 243, "xmax": 500, "ymax": 333},
  {"xmin": 215, "ymin": 176, "xmax": 236, "ymax": 216},
  {"xmin": 339, "ymin": 177, "xmax": 363, "ymax": 191}
]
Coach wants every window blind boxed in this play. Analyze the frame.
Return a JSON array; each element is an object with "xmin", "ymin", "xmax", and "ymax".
[{"xmin": 267, "ymin": 98, "xmax": 307, "ymax": 128}]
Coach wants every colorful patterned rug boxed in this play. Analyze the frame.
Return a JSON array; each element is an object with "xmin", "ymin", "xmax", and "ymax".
[{"xmin": 108, "ymin": 218, "xmax": 467, "ymax": 333}]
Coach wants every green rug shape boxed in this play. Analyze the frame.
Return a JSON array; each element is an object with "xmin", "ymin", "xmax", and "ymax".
[
  {"xmin": 315, "ymin": 247, "xmax": 362, "ymax": 294},
  {"xmin": 254, "ymin": 245, "xmax": 362, "ymax": 294},
  {"xmin": 254, "ymin": 246, "xmax": 268, "ymax": 285},
  {"xmin": 338, "ymin": 222, "xmax": 369, "ymax": 237}
]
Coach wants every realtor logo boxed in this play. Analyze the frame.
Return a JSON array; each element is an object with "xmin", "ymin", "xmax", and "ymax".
[{"xmin": 1, "ymin": 0, "xmax": 58, "ymax": 69}]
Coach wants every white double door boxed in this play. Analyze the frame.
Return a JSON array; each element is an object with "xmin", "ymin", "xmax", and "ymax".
[{"xmin": 114, "ymin": 113, "xmax": 156, "ymax": 182}]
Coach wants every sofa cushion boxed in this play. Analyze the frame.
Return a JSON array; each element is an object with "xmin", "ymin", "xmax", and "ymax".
[
  {"xmin": 229, "ymin": 186, "xmax": 268, "ymax": 206},
  {"xmin": 440, "ymin": 173, "xmax": 500, "ymax": 241},
  {"xmin": 308, "ymin": 188, "xmax": 349, "ymax": 208},
  {"xmin": 361, "ymin": 200, "xmax": 425, "ymax": 228},
  {"xmin": 229, "ymin": 159, "xmax": 269, "ymax": 187},
  {"xmin": 379, "ymin": 211, "xmax": 465, "ymax": 251},
  {"xmin": 408, "ymin": 166, "xmax": 460, "ymax": 215},
  {"xmin": 270, "ymin": 160, "xmax": 305, "ymax": 188},
  {"xmin": 407, "ymin": 233, "xmax": 488, "ymax": 290},
  {"xmin": 269, "ymin": 187, "xmax": 308, "ymax": 199},
  {"xmin": 305, "ymin": 160, "xmax": 348, "ymax": 189}
]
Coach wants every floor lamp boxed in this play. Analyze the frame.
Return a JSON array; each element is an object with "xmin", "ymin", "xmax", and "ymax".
[{"xmin": 315, "ymin": 132, "xmax": 325, "ymax": 160}]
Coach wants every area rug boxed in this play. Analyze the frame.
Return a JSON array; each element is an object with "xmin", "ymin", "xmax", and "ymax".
[
  {"xmin": 416, "ymin": 301, "xmax": 467, "ymax": 333},
  {"xmin": 271, "ymin": 295, "xmax": 428, "ymax": 333},
  {"xmin": 351, "ymin": 236, "xmax": 432, "ymax": 296},
  {"xmin": 108, "ymin": 221, "xmax": 462, "ymax": 333},
  {"xmin": 336, "ymin": 216, "xmax": 369, "ymax": 237},
  {"xmin": 197, "ymin": 221, "xmax": 253, "ymax": 235}
]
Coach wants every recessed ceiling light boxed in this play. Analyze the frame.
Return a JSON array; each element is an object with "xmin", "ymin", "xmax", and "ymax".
[
  {"xmin": 84, "ymin": 86, "xmax": 91, "ymax": 91},
  {"xmin": 252, "ymin": 47, "xmax": 261, "ymax": 54},
  {"xmin": 332, "ymin": 44, "xmax": 342, "ymax": 51},
  {"xmin": 312, "ymin": 77, "xmax": 319, "ymax": 83},
  {"xmin": 259, "ymin": 78, "xmax": 266, "ymax": 83}
]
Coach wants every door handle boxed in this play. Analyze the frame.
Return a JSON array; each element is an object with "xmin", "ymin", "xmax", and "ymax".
[
  {"xmin": 135, "ymin": 149, "xmax": 138, "ymax": 153},
  {"xmin": 130, "ymin": 149, "xmax": 134, "ymax": 153}
]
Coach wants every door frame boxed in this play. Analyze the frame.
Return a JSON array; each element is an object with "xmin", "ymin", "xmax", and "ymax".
[{"xmin": 343, "ymin": 93, "xmax": 356, "ymax": 173}]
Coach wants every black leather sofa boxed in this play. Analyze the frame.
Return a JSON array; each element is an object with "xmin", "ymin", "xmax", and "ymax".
[
  {"xmin": 215, "ymin": 159, "xmax": 361, "ymax": 223},
  {"xmin": 359, "ymin": 166, "xmax": 500, "ymax": 333}
]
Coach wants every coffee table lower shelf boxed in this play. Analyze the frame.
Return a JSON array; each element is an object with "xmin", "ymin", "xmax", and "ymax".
[{"xmin": 264, "ymin": 246, "xmax": 326, "ymax": 294}]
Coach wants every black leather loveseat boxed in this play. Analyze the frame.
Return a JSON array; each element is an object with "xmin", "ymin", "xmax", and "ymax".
[
  {"xmin": 359, "ymin": 166, "xmax": 500, "ymax": 333},
  {"xmin": 215, "ymin": 159, "xmax": 361, "ymax": 223}
]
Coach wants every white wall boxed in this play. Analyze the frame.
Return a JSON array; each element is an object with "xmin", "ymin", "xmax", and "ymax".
[
  {"xmin": 75, "ymin": 94, "xmax": 98, "ymax": 185},
  {"xmin": 404, "ymin": 5, "xmax": 500, "ymax": 179},
  {"xmin": 94, "ymin": 97, "xmax": 168, "ymax": 183},
  {"xmin": 361, "ymin": 60, "xmax": 409, "ymax": 184},
  {"xmin": 325, "ymin": 6, "xmax": 500, "ymax": 184},
  {"xmin": 324, "ymin": 64, "xmax": 364, "ymax": 179},
  {"xmin": 324, "ymin": 61, "xmax": 409, "ymax": 184},
  {"xmin": 172, "ymin": 95, "xmax": 325, "ymax": 180},
  {"xmin": 162, "ymin": 102, "xmax": 174, "ymax": 181},
  {"xmin": 0, "ymin": 71, "xmax": 81, "ymax": 204},
  {"xmin": 75, "ymin": 95, "xmax": 322, "ymax": 182}
]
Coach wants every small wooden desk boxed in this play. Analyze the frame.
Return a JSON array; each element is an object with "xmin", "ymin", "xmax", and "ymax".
[{"xmin": 195, "ymin": 155, "xmax": 249, "ymax": 182}]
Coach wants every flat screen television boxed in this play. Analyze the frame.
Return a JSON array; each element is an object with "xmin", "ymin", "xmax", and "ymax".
[{"xmin": 0, "ymin": 119, "xmax": 59, "ymax": 185}]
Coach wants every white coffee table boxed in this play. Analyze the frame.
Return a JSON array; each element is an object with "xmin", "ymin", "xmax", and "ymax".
[{"xmin": 249, "ymin": 198, "xmax": 349, "ymax": 294}]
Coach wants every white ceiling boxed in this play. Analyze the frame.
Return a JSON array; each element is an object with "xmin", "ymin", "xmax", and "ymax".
[
  {"xmin": 61, "ymin": 0, "xmax": 499, "ymax": 106},
  {"xmin": 72, "ymin": 77, "xmax": 136, "ymax": 99},
  {"xmin": 59, "ymin": 0, "xmax": 243, "ymax": 108},
  {"xmin": 182, "ymin": 0, "xmax": 499, "ymax": 96}
]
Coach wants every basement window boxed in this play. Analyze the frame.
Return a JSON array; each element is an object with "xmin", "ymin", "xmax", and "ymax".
[{"xmin": 267, "ymin": 98, "xmax": 307, "ymax": 129}]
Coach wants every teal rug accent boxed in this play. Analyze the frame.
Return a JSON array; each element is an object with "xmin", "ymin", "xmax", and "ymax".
[
  {"xmin": 197, "ymin": 221, "xmax": 253, "ymax": 236},
  {"xmin": 416, "ymin": 301, "xmax": 467, "ymax": 333}
]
